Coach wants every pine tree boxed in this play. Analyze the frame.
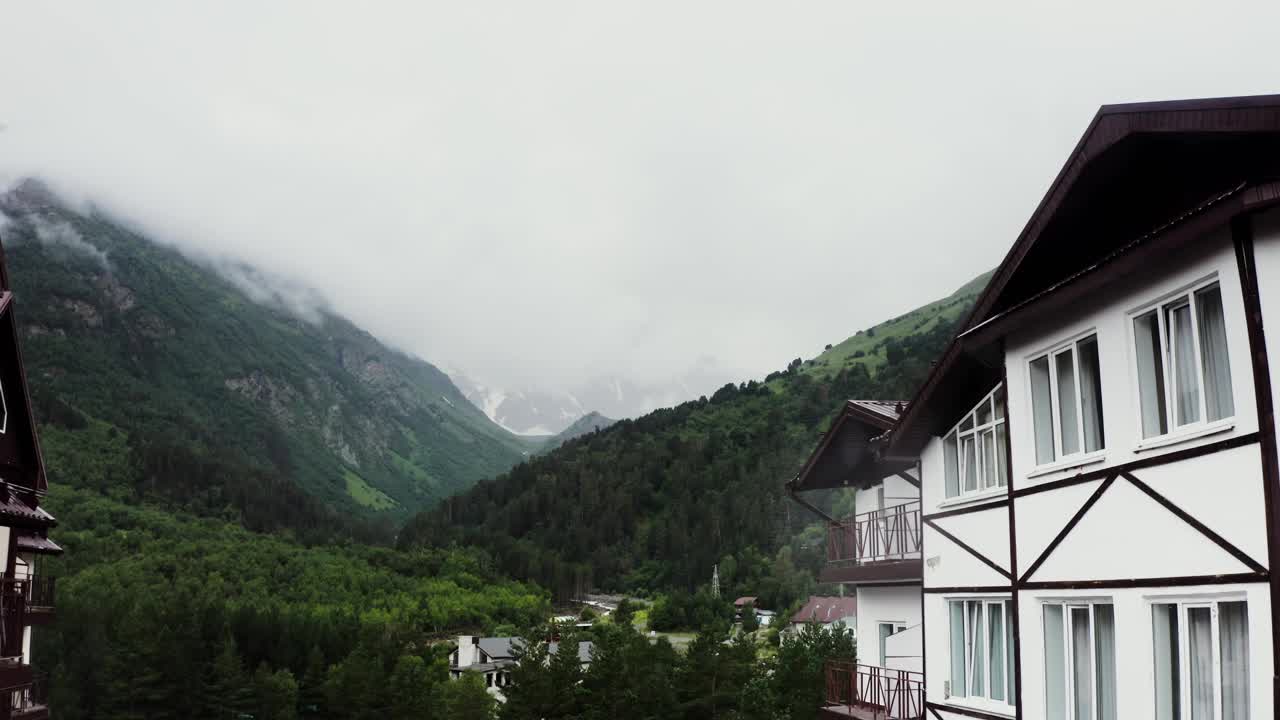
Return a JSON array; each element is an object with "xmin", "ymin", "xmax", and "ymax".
[
  {"xmin": 203, "ymin": 632, "xmax": 252, "ymax": 719},
  {"xmin": 298, "ymin": 645, "xmax": 327, "ymax": 717}
]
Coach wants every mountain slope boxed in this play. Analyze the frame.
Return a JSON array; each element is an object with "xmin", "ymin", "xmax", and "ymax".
[
  {"xmin": 0, "ymin": 180, "xmax": 532, "ymax": 534},
  {"xmin": 400, "ymin": 272, "xmax": 989, "ymax": 597},
  {"xmin": 541, "ymin": 411, "xmax": 616, "ymax": 449}
]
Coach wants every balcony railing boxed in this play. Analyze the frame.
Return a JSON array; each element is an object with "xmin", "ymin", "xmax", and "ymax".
[
  {"xmin": 18, "ymin": 578, "xmax": 52, "ymax": 613},
  {"xmin": 827, "ymin": 502, "xmax": 922, "ymax": 565},
  {"xmin": 824, "ymin": 661, "xmax": 923, "ymax": 720},
  {"xmin": 6, "ymin": 672, "xmax": 47, "ymax": 718}
]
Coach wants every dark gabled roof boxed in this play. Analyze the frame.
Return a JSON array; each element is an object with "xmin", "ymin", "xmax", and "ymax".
[
  {"xmin": 789, "ymin": 596, "xmax": 857, "ymax": 624},
  {"xmin": 789, "ymin": 399, "xmax": 910, "ymax": 492},
  {"xmin": 888, "ymin": 94, "xmax": 1280, "ymax": 456},
  {"xmin": 15, "ymin": 532, "xmax": 61, "ymax": 555}
]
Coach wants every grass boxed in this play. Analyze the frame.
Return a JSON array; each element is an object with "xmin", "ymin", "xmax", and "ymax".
[
  {"xmin": 344, "ymin": 469, "xmax": 399, "ymax": 510},
  {"xmin": 795, "ymin": 269, "xmax": 993, "ymax": 383}
]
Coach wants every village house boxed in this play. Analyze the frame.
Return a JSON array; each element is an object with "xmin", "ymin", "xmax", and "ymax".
[
  {"xmin": 0, "ymin": 237, "xmax": 61, "ymax": 719},
  {"xmin": 791, "ymin": 93, "xmax": 1280, "ymax": 720},
  {"xmin": 781, "ymin": 595, "xmax": 861, "ymax": 643},
  {"xmin": 449, "ymin": 635, "xmax": 594, "ymax": 702}
]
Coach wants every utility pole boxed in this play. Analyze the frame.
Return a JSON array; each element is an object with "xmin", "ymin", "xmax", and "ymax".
[{"xmin": 711, "ymin": 564, "xmax": 720, "ymax": 599}]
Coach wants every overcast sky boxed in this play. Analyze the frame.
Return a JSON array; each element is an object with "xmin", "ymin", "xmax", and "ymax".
[{"xmin": 3, "ymin": 2, "xmax": 1280, "ymax": 391}]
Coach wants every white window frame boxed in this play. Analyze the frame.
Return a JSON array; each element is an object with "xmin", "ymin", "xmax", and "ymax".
[
  {"xmin": 1042, "ymin": 599, "xmax": 1116, "ymax": 720},
  {"xmin": 1128, "ymin": 276, "xmax": 1235, "ymax": 445},
  {"xmin": 943, "ymin": 385, "xmax": 1007, "ymax": 501},
  {"xmin": 1148, "ymin": 595, "xmax": 1250, "ymax": 720},
  {"xmin": 878, "ymin": 621, "xmax": 908, "ymax": 666},
  {"xmin": 1027, "ymin": 331, "xmax": 1105, "ymax": 468},
  {"xmin": 948, "ymin": 598, "xmax": 1015, "ymax": 711}
]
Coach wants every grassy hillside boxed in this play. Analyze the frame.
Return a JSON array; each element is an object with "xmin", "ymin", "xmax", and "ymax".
[
  {"xmin": 400, "ymin": 272, "xmax": 990, "ymax": 600},
  {"xmin": 1, "ymin": 180, "xmax": 533, "ymax": 535}
]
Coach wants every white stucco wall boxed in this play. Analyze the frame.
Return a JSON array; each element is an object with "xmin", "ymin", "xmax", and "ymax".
[{"xmin": 856, "ymin": 584, "xmax": 922, "ymax": 670}]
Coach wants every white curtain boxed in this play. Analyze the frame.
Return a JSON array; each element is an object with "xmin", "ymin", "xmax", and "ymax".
[
  {"xmin": 1070, "ymin": 607, "xmax": 1094, "ymax": 720},
  {"xmin": 969, "ymin": 602, "xmax": 985, "ymax": 696},
  {"xmin": 996, "ymin": 424, "xmax": 1009, "ymax": 487},
  {"xmin": 1188, "ymin": 607, "xmax": 1213, "ymax": 720},
  {"xmin": 1031, "ymin": 356, "xmax": 1056, "ymax": 462},
  {"xmin": 1044, "ymin": 605, "xmax": 1066, "ymax": 720},
  {"xmin": 981, "ymin": 430, "xmax": 997, "ymax": 489},
  {"xmin": 1169, "ymin": 303, "xmax": 1201, "ymax": 426},
  {"xmin": 1056, "ymin": 351, "xmax": 1081, "ymax": 455},
  {"xmin": 1135, "ymin": 312, "xmax": 1169, "ymax": 437},
  {"xmin": 1152, "ymin": 604, "xmax": 1181, "ymax": 720},
  {"xmin": 944, "ymin": 432, "xmax": 960, "ymax": 497},
  {"xmin": 1220, "ymin": 602, "xmax": 1250, "ymax": 720},
  {"xmin": 1078, "ymin": 337, "xmax": 1105, "ymax": 452},
  {"xmin": 962, "ymin": 437, "xmax": 977, "ymax": 493},
  {"xmin": 1094, "ymin": 605, "xmax": 1117, "ymax": 720},
  {"xmin": 988, "ymin": 603, "xmax": 1006, "ymax": 702},
  {"xmin": 1197, "ymin": 285, "xmax": 1235, "ymax": 422}
]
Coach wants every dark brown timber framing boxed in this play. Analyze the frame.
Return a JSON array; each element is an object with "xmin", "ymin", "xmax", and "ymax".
[
  {"xmin": 1018, "ymin": 475, "xmax": 1117, "ymax": 583},
  {"xmin": 926, "ymin": 701, "xmax": 1017, "ymax": 720},
  {"xmin": 923, "ymin": 518, "xmax": 1010, "ymax": 579},
  {"xmin": 1001, "ymin": 363, "xmax": 1023, "ymax": 720},
  {"xmin": 1232, "ymin": 213, "xmax": 1280, "ymax": 711}
]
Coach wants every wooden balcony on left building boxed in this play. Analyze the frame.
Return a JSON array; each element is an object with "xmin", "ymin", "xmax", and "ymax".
[
  {"xmin": 821, "ymin": 661, "xmax": 923, "ymax": 720},
  {"xmin": 820, "ymin": 502, "xmax": 922, "ymax": 585}
]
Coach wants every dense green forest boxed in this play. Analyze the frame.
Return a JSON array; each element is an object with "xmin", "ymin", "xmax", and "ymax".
[
  {"xmin": 400, "ymin": 272, "xmax": 988, "ymax": 601},
  {"xmin": 2, "ymin": 179, "xmax": 535, "ymax": 535}
]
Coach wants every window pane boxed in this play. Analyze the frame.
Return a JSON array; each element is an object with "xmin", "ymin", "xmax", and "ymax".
[
  {"xmin": 1188, "ymin": 606, "xmax": 1214, "ymax": 720},
  {"xmin": 961, "ymin": 414, "xmax": 974, "ymax": 433},
  {"xmin": 1094, "ymin": 605, "xmax": 1117, "ymax": 720},
  {"xmin": 1168, "ymin": 301, "xmax": 1202, "ymax": 426},
  {"xmin": 1197, "ymin": 285, "xmax": 1235, "ymax": 422},
  {"xmin": 1031, "ymin": 356, "xmax": 1057, "ymax": 463},
  {"xmin": 1006, "ymin": 601, "xmax": 1016, "ymax": 703},
  {"xmin": 944, "ymin": 432, "xmax": 960, "ymax": 498},
  {"xmin": 1135, "ymin": 311, "xmax": 1170, "ymax": 438},
  {"xmin": 977, "ymin": 396, "xmax": 993, "ymax": 427},
  {"xmin": 962, "ymin": 437, "xmax": 977, "ymax": 493},
  {"xmin": 1078, "ymin": 336, "xmax": 1105, "ymax": 453},
  {"xmin": 1071, "ymin": 607, "xmax": 1094, "ymax": 720},
  {"xmin": 981, "ymin": 429, "xmax": 997, "ymax": 489},
  {"xmin": 988, "ymin": 603, "xmax": 1006, "ymax": 702},
  {"xmin": 951, "ymin": 602, "xmax": 967, "ymax": 696},
  {"xmin": 1152, "ymin": 604, "xmax": 1181, "ymax": 720},
  {"xmin": 879, "ymin": 623, "xmax": 894, "ymax": 666},
  {"xmin": 995, "ymin": 385, "xmax": 1006, "ymax": 420},
  {"xmin": 1220, "ymin": 601, "xmax": 1249, "ymax": 720},
  {"xmin": 970, "ymin": 602, "xmax": 986, "ymax": 698},
  {"xmin": 995, "ymin": 423, "xmax": 1008, "ymax": 488},
  {"xmin": 1057, "ymin": 351, "xmax": 1081, "ymax": 456},
  {"xmin": 1045, "ymin": 605, "xmax": 1066, "ymax": 720}
]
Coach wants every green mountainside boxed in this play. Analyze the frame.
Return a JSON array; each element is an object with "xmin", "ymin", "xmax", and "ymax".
[
  {"xmin": 1, "ymin": 180, "xmax": 533, "ymax": 537},
  {"xmin": 400, "ymin": 271, "xmax": 990, "ymax": 600},
  {"xmin": 540, "ymin": 411, "xmax": 617, "ymax": 450}
]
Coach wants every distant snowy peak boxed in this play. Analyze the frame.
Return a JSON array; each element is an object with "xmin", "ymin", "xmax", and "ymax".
[{"xmin": 447, "ymin": 368, "xmax": 734, "ymax": 436}]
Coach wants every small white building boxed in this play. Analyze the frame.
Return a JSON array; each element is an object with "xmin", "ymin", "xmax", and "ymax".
[{"xmin": 449, "ymin": 635, "xmax": 594, "ymax": 702}]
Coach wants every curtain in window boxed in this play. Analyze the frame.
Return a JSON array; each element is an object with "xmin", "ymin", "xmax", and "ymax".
[
  {"xmin": 1094, "ymin": 605, "xmax": 1117, "ymax": 720},
  {"xmin": 1135, "ymin": 311, "xmax": 1169, "ymax": 438},
  {"xmin": 969, "ymin": 602, "xmax": 985, "ymax": 696},
  {"xmin": 1188, "ymin": 607, "xmax": 1214, "ymax": 720},
  {"xmin": 981, "ymin": 430, "xmax": 997, "ymax": 489},
  {"xmin": 1070, "ymin": 607, "xmax": 1094, "ymax": 720},
  {"xmin": 1006, "ymin": 600, "xmax": 1015, "ymax": 701},
  {"xmin": 1168, "ymin": 303, "xmax": 1202, "ymax": 426},
  {"xmin": 1044, "ymin": 605, "xmax": 1066, "ymax": 720},
  {"xmin": 951, "ymin": 602, "xmax": 966, "ymax": 696},
  {"xmin": 1220, "ymin": 602, "xmax": 1249, "ymax": 720},
  {"xmin": 962, "ymin": 437, "xmax": 977, "ymax": 493},
  {"xmin": 1031, "ymin": 356, "xmax": 1056, "ymax": 462},
  {"xmin": 995, "ymin": 424, "xmax": 1008, "ymax": 487},
  {"xmin": 1197, "ymin": 285, "xmax": 1235, "ymax": 422},
  {"xmin": 1152, "ymin": 604, "xmax": 1181, "ymax": 720},
  {"xmin": 1078, "ymin": 337, "xmax": 1105, "ymax": 452},
  {"xmin": 988, "ymin": 603, "xmax": 1005, "ymax": 702},
  {"xmin": 944, "ymin": 432, "xmax": 960, "ymax": 498},
  {"xmin": 1056, "ymin": 351, "xmax": 1080, "ymax": 455}
]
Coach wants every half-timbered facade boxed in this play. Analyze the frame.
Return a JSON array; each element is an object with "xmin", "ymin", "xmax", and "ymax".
[
  {"xmin": 0, "ymin": 238, "xmax": 59, "ymax": 719},
  {"xmin": 793, "ymin": 94, "xmax": 1280, "ymax": 720}
]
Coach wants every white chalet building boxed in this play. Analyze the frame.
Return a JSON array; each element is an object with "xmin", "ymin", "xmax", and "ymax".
[{"xmin": 793, "ymin": 94, "xmax": 1280, "ymax": 720}]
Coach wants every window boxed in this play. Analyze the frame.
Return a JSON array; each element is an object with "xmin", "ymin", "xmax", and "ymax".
[
  {"xmin": 944, "ymin": 386, "xmax": 1007, "ymax": 499},
  {"xmin": 878, "ymin": 622, "xmax": 908, "ymax": 665},
  {"xmin": 1044, "ymin": 602, "xmax": 1117, "ymax": 720},
  {"xmin": 1152, "ymin": 599, "xmax": 1249, "ymax": 720},
  {"xmin": 1134, "ymin": 281, "xmax": 1234, "ymax": 439},
  {"xmin": 1030, "ymin": 334, "xmax": 1105, "ymax": 466},
  {"xmin": 949, "ymin": 599, "xmax": 1015, "ymax": 704}
]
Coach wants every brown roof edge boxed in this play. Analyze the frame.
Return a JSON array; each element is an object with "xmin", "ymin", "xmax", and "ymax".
[
  {"xmin": 790, "ymin": 399, "xmax": 906, "ymax": 494},
  {"xmin": 886, "ymin": 95, "xmax": 1280, "ymax": 458}
]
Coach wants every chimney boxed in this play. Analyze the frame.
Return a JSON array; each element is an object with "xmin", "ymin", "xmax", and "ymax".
[{"xmin": 456, "ymin": 636, "xmax": 478, "ymax": 667}]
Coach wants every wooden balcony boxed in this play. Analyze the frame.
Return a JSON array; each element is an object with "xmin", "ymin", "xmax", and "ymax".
[
  {"xmin": 822, "ymin": 661, "xmax": 923, "ymax": 720},
  {"xmin": 821, "ymin": 503, "xmax": 922, "ymax": 585},
  {"xmin": 0, "ymin": 672, "xmax": 48, "ymax": 720},
  {"xmin": 17, "ymin": 578, "xmax": 53, "ymax": 626}
]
